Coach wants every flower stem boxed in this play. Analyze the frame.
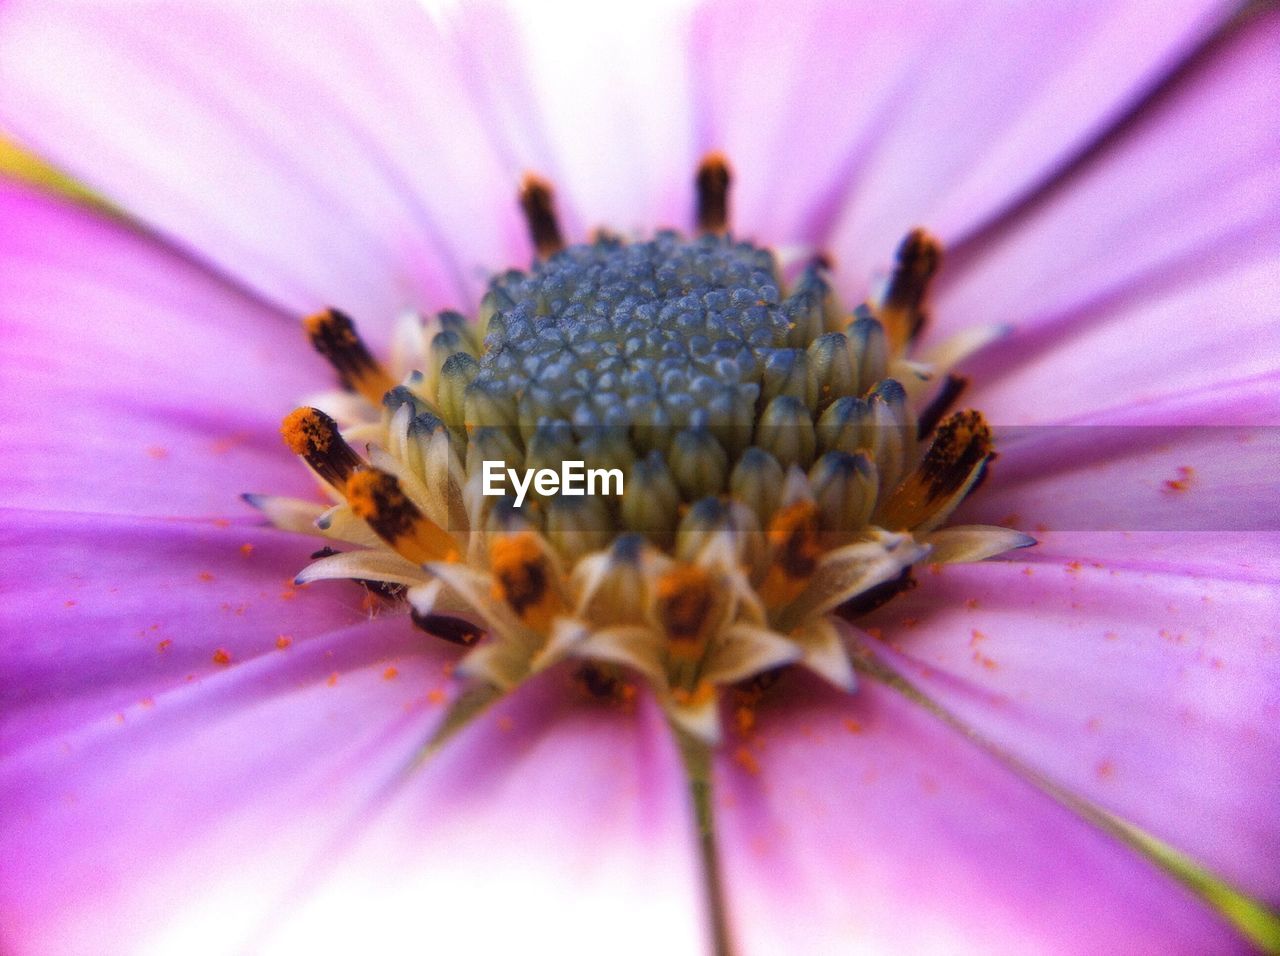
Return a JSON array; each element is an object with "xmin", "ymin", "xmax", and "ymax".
[{"xmin": 678, "ymin": 731, "xmax": 735, "ymax": 956}]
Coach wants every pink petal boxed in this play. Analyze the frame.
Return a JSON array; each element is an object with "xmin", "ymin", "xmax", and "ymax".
[
  {"xmin": 0, "ymin": 183, "xmax": 328, "ymax": 516},
  {"xmin": 492, "ymin": 3, "xmax": 701, "ymax": 237},
  {"xmin": 251, "ymin": 673, "xmax": 705, "ymax": 955},
  {"xmin": 934, "ymin": 9, "xmax": 1280, "ymax": 390},
  {"xmin": 0, "ymin": 609, "xmax": 465, "ymax": 954},
  {"xmin": 715, "ymin": 669, "xmax": 1249, "ymax": 954},
  {"xmin": 957, "ymin": 373, "xmax": 1280, "ymax": 535},
  {"xmin": 705, "ymin": 0, "xmax": 1229, "ymax": 288},
  {"xmin": 0, "ymin": 510, "xmax": 382, "ymax": 755},
  {"xmin": 0, "ymin": 3, "xmax": 532, "ymax": 326},
  {"xmin": 962, "ymin": 371, "xmax": 1280, "ymax": 575},
  {"xmin": 858, "ymin": 551, "xmax": 1280, "ymax": 907}
]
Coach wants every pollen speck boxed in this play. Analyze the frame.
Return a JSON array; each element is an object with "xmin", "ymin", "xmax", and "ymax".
[
  {"xmin": 964, "ymin": 597, "xmax": 979, "ymax": 609},
  {"xmin": 326, "ymin": 672, "xmax": 339, "ymax": 686},
  {"xmin": 1096, "ymin": 759, "xmax": 1116, "ymax": 780},
  {"xmin": 240, "ymin": 543, "xmax": 255, "ymax": 557},
  {"xmin": 969, "ymin": 629, "xmax": 986, "ymax": 645},
  {"xmin": 198, "ymin": 571, "xmax": 215, "ymax": 582},
  {"xmin": 733, "ymin": 746, "xmax": 762, "ymax": 775},
  {"xmin": 735, "ymin": 706, "xmax": 756, "ymax": 736},
  {"xmin": 427, "ymin": 688, "xmax": 446, "ymax": 705},
  {"xmin": 275, "ymin": 635, "xmax": 293, "ymax": 650},
  {"xmin": 146, "ymin": 446, "xmax": 168, "ymax": 460},
  {"xmin": 1162, "ymin": 465, "xmax": 1195, "ymax": 494},
  {"xmin": 843, "ymin": 717, "xmax": 863, "ymax": 734},
  {"xmin": 971, "ymin": 650, "xmax": 998, "ymax": 670},
  {"xmin": 157, "ymin": 639, "xmax": 172, "ymax": 653},
  {"xmin": 212, "ymin": 648, "xmax": 231, "ymax": 665},
  {"xmin": 383, "ymin": 666, "xmax": 399, "ymax": 680}
]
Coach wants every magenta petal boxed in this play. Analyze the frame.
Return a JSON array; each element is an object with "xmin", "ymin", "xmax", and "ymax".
[
  {"xmin": 797, "ymin": 0, "xmax": 1228, "ymax": 292},
  {"xmin": 0, "ymin": 611, "xmax": 463, "ymax": 955},
  {"xmin": 858, "ymin": 553, "xmax": 1280, "ymax": 908},
  {"xmin": 0, "ymin": 183, "xmax": 330, "ymax": 515},
  {"xmin": 253, "ymin": 674, "xmax": 705, "ymax": 954},
  {"xmin": 491, "ymin": 4, "xmax": 700, "ymax": 238},
  {"xmin": 0, "ymin": 510, "xmax": 390, "ymax": 754},
  {"xmin": 956, "ymin": 373, "xmax": 1280, "ymax": 535},
  {"xmin": 0, "ymin": 2, "xmax": 531, "ymax": 322},
  {"xmin": 693, "ymin": 0, "xmax": 1226, "ymax": 261},
  {"xmin": 715, "ymin": 670, "xmax": 1248, "ymax": 954},
  {"xmin": 935, "ymin": 9, "xmax": 1280, "ymax": 356}
]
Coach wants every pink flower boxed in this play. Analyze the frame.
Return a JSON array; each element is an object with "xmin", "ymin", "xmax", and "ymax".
[{"xmin": 1, "ymin": 2, "xmax": 1277, "ymax": 954}]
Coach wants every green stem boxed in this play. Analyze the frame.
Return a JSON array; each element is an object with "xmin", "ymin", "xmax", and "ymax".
[
  {"xmin": 853, "ymin": 645, "xmax": 1280, "ymax": 952},
  {"xmin": 678, "ymin": 731, "xmax": 735, "ymax": 956}
]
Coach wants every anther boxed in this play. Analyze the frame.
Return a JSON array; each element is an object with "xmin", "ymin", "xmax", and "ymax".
[
  {"xmin": 695, "ymin": 152, "xmax": 732, "ymax": 235},
  {"xmin": 303, "ymin": 308, "xmax": 396, "ymax": 404},
  {"xmin": 410, "ymin": 610, "xmax": 482, "ymax": 646},
  {"xmin": 881, "ymin": 228, "xmax": 942, "ymax": 349},
  {"xmin": 519, "ymin": 173, "xmax": 565, "ymax": 260},
  {"xmin": 657, "ymin": 564, "xmax": 716, "ymax": 660},
  {"xmin": 489, "ymin": 532, "xmax": 563, "ymax": 631},
  {"xmin": 280, "ymin": 407, "xmax": 364, "ymax": 489},
  {"xmin": 760, "ymin": 500, "xmax": 822, "ymax": 607},
  {"xmin": 344, "ymin": 468, "xmax": 458, "ymax": 563},
  {"xmin": 878, "ymin": 409, "xmax": 992, "ymax": 530}
]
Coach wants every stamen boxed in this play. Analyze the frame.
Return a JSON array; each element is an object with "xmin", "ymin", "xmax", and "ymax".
[
  {"xmin": 879, "ymin": 409, "xmax": 992, "ymax": 530},
  {"xmin": 304, "ymin": 308, "xmax": 396, "ymax": 404},
  {"xmin": 695, "ymin": 152, "xmax": 732, "ymax": 235},
  {"xmin": 280, "ymin": 406, "xmax": 364, "ymax": 489},
  {"xmin": 657, "ymin": 565, "xmax": 716, "ymax": 661},
  {"xmin": 760, "ymin": 501, "xmax": 821, "ymax": 606},
  {"xmin": 489, "ymin": 532, "xmax": 563, "ymax": 631},
  {"xmin": 917, "ymin": 373, "xmax": 969, "ymax": 439},
  {"xmin": 344, "ymin": 468, "xmax": 458, "ymax": 563},
  {"xmin": 881, "ymin": 228, "xmax": 942, "ymax": 349},
  {"xmin": 519, "ymin": 173, "xmax": 565, "ymax": 260}
]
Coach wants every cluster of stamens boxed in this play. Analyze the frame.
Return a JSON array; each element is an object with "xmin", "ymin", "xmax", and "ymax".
[{"xmin": 248, "ymin": 155, "xmax": 1031, "ymax": 743}]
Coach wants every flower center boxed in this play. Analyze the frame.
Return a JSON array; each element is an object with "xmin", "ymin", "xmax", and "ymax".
[{"xmin": 248, "ymin": 155, "xmax": 1030, "ymax": 744}]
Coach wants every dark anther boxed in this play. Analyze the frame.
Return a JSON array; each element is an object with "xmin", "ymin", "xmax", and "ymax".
[
  {"xmin": 497, "ymin": 558, "xmax": 549, "ymax": 617},
  {"xmin": 310, "ymin": 546, "xmax": 340, "ymax": 560},
  {"xmin": 695, "ymin": 153, "xmax": 732, "ymax": 235},
  {"xmin": 303, "ymin": 308, "xmax": 393, "ymax": 400},
  {"xmin": 884, "ymin": 228, "xmax": 942, "ymax": 341},
  {"xmin": 410, "ymin": 610, "xmax": 483, "ymax": 646},
  {"xmin": 519, "ymin": 173, "xmax": 565, "ymax": 260},
  {"xmin": 917, "ymin": 374, "xmax": 969, "ymax": 440},
  {"xmin": 834, "ymin": 568, "xmax": 917, "ymax": 620},
  {"xmin": 280, "ymin": 406, "xmax": 364, "ymax": 489},
  {"xmin": 919, "ymin": 409, "xmax": 992, "ymax": 502}
]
